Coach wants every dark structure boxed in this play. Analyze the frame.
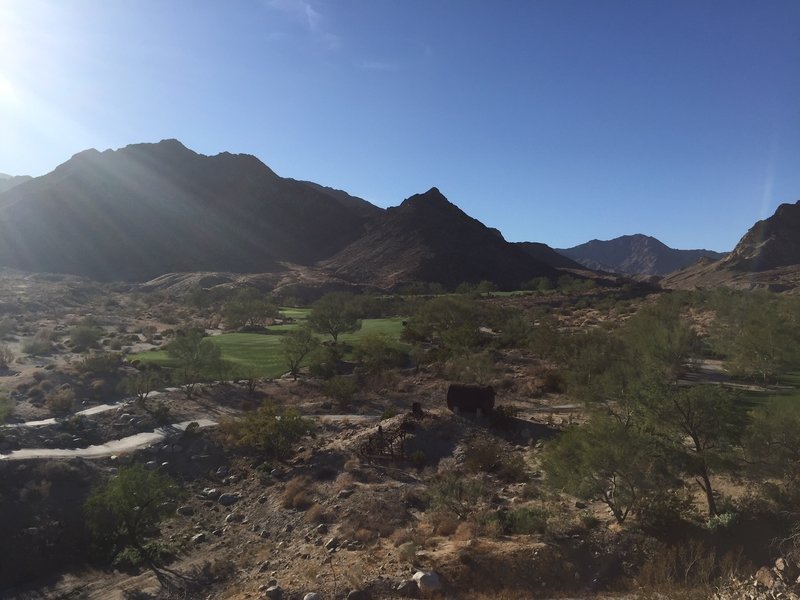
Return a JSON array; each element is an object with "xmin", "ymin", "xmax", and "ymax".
[{"xmin": 446, "ymin": 384, "xmax": 495, "ymax": 414}]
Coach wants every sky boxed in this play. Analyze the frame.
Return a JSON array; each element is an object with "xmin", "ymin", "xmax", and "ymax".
[{"xmin": 0, "ymin": 0, "xmax": 798, "ymax": 252}]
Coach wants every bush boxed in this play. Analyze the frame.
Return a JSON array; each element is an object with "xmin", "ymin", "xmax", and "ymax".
[
  {"xmin": 427, "ymin": 472, "xmax": 485, "ymax": 520},
  {"xmin": 282, "ymin": 476, "xmax": 313, "ymax": 510},
  {"xmin": 323, "ymin": 375, "xmax": 358, "ymax": 407},
  {"xmin": 76, "ymin": 352, "xmax": 122, "ymax": 376},
  {"xmin": 220, "ymin": 402, "xmax": 313, "ymax": 460},
  {"xmin": 70, "ymin": 324, "xmax": 103, "ymax": 352},
  {"xmin": 0, "ymin": 344, "xmax": 13, "ymax": 370},
  {"xmin": 22, "ymin": 334, "xmax": 53, "ymax": 356},
  {"xmin": 46, "ymin": 388, "xmax": 75, "ymax": 416},
  {"xmin": 482, "ymin": 507, "xmax": 549, "ymax": 535}
]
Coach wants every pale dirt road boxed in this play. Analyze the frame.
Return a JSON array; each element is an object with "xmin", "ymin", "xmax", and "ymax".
[{"xmin": 0, "ymin": 419, "xmax": 217, "ymax": 460}]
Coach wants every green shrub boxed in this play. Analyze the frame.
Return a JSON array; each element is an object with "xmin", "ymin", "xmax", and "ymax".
[
  {"xmin": 220, "ymin": 402, "xmax": 312, "ymax": 460},
  {"xmin": 427, "ymin": 472, "xmax": 485, "ymax": 520},
  {"xmin": 70, "ymin": 324, "xmax": 103, "ymax": 352},
  {"xmin": 483, "ymin": 507, "xmax": 548, "ymax": 535},
  {"xmin": 0, "ymin": 344, "xmax": 13, "ymax": 370},
  {"xmin": 45, "ymin": 388, "xmax": 75, "ymax": 416},
  {"xmin": 323, "ymin": 375, "xmax": 358, "ymax": 407},
  {"xmin": 22, "ymin": 334, "xmax": 53, "ymax": 356}
]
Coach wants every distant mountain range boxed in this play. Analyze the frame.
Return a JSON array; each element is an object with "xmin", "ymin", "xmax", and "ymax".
[
  {"xmin": 0, "ymin": 141, "xmax": 376, "ymax": 281},
  {"xmin": 557, "ymin": 235, "xmax": 727, "ymax": 276},
  {"xmin": 0, "ymin": 141, "xmax": 561, "ymax": 289},
  {"xmin": 322, "ymin": 188, "xmax": 558, "ymax": 290},
  {"xmin": 0, "ymin": 140, "xmax": 796, "ymax": 292}
]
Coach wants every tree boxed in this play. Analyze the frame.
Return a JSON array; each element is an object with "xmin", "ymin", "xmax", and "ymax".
[
  {"xmin": 166, "ymin": 328, "xmax": 222, "ymax": 398},
  {"xmin": 281, "ymin": 326, "xmax": 319, "ymax": 380},
  {"xmin": 70, "ymin": 322, "xmax": 104, "ymax": 352},
  {"xmin": 401, "ymin": 295, "xmax": 486, "ymax": 360},
  {"xmin": 123, "ymin": 366, "xmax": 163, "ymax": 407},
  {"xmin": 84, "ymin": 465, "xmax": 179, "ymax": 578},
  {"xmin": 542, "ymin": 417, "xmax": 670, "ymax": 524},
  {"xmin": 643, "ymin": 384, "xmax": 746, "ymax": 517},
  {"xmin": 222, "ymin": 288, "xmax": 279, "ymax": 330},
  {"xmin": 745, "ymin": 398, "xmax": 800, "ymax": 502},
  {"xmin": 307, "ymin": 292, "xmax": 362, "ymax": 343}
]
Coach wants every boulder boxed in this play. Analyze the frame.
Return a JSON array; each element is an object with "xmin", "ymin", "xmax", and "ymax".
[
  {"xmin": 303, "ymin": 594, "xmax": 321, "ymax": 600},
  {"xmin": 218, "ymin": 493, "xmax": 239, "ymax": 506},
  {"xmin": 346, "ymin": 591, "xmax": 370, "ymax": 600},
  {"xmin": 412, "ymin": 571, "xmax": 443, "ymax": 596},
  {"xmin": 264, "ymin": 586, "xmax": 283, "ymax": 600},
  {"xmin": 177, "ymin": 505, "xmax": 194, "ymax": 516}
]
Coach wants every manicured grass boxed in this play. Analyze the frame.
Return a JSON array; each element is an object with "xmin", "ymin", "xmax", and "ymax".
[{"xmin": 130, "ymin": 317, "xmax": 407, "ymax": 379}]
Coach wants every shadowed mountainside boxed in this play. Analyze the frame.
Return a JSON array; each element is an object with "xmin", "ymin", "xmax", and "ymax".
[
  {"xmin": 321, "ymin": 187, "xmax": 559, "ymax": 290},
  {"xmin": 514, "ymin": 242, "xmax": 584, "ymax": 270},
  {"xmin": 558, "ymin": 234, "xmax": 726, "ymax": 276},
  {"xmin": 0, "ymin": 140, "xmax": 378, "ymax": 281},
  {"xmin": 663, "ymin": 200, "xmax": 800, "ymax": 291}
]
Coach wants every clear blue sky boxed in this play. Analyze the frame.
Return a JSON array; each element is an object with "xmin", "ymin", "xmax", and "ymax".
[{"xmin": 1, "ymin": 1, "xmax": 798, "ymax": 252}]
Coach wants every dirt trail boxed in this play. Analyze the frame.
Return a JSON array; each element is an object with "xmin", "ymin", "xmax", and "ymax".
[{"xmin": 0, "ymin": 419, "xmax": 216, "ymax": 460}]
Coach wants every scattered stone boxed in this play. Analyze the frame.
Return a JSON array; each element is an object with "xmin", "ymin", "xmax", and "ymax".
[
  {"xmin": 144, "ymin": 460, "xmax": 158, "ymax": 470},
  {"xmin": 260, "ymin": 530, "xmax": 271, "ymax": 538},
  {"xmin": 216, "ymin": 465, "xmax": 229, "ymax": 476},
  {"xmin": 347, "ymin": 590, "xmax": 370, "ymax": 600},
  {"xmin": 575, "ymin": 501, "xmax": 588, "ymax": 509},
  {"xmin": 259, "ymin": 495, "xmax": 269, "ymax": 503},
  {"xmin": 755, "ymin": 566, "xmax": 775, "ymax": 590},
  {"xmin": 325, "ymin": 537, "xmax": 339, "ymax": 551},
  {"xmin": 212, "ymin": 529, "xmax": 224, "ymax": 536},
  {"xmin": 412, "ymin": 571, "xmax": 443, "ymax": 595},
  {"xmin": 225, "ymin": 513, "xmax": 243, "ymax": 524},
  {"xmin": 218, "ymin": 493, "xmax": 239, "ymax": 506},
  {"xmin": 202, "ymin": 488, "xmax": 221, "ymax": 500},
  {"xmin": 337, "ymin": 488, "xmax": 354, "ymax": 499},
  {"xmin": 315, "ymin": 524, "xmax": 328, "ymax": 534},
  {"xmin": 177, "ymin": 505, "xmax": 194, "ymax": 516},
  {"xmin": 285, "ymin": 524, "xmax": 294, "ymax": 533},
  {"xmin": 191, "ymin": 533, "xmax": 206, "ymax": 544},
  {"xmin": 303, "ymin": 594, "xmax": 321, "ymax": 600},
  {"xmin": 259, "ymin": 561, "xmax": 270, "ymax": 572}
]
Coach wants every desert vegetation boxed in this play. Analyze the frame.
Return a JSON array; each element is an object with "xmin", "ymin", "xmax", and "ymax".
[{"xmin": 1, "ymin": 272, "xmax": 799, "ymax": 599}]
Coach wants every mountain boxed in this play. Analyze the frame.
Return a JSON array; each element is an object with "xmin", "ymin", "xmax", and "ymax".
[
  {"xmin": 663, "ymin": 200, "xmax": 800, "ymax": 291},
  {"xmin": 514, "ymin": 242, "xmax": 585, "ymax": 270},
  {"xmin": 720, "ymin": 200, "xmax": 800, "ymax": 271},
  {"xmin": 557, "ymin": 234, "xmax": 726, "ymax": 276},
  {"xmin": 0, "ymin": 173, "xmax": 32, "ymax": 194},
  {"xmin": 321, "ymin": 187, "xmax": 559, "ymax": 290},
  {"xmin": 0, "ymin": 140, "xmax": 377, "ymax": 281}
]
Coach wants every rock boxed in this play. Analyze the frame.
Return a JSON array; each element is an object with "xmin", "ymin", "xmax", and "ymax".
[
  {"xmin": 177, "ymin": 505, "xmax": 194, "ymax": 516},
  {"xmin": 325, "ymin": 537, "xmax": 339, "ymax": 551},
  {"xmin": 412, "ymin": 571, "xmax": 442, "ymax": 595},
  {"xmin": 260, "ymin": 530, "xmax": 271, "ymax": 538},
  {"xmin": 264, "ymin": 586, "xmax": 283, "ymax": 600},
  {"xmin": 337, "ymin": 488, "xmax": 354, "ymax": 499},
  {"xmin": 268, "ymin": 578, "xmax": 278, "ymax": 586},
  {"xmin": 303, "ymin": 594, "xmax": 321, "ymax": 600},
  {"xmin": 218, "ymin": 493, "xmax": 239, "ymax": 506},
  {"xmin": 396, "ymin": 579, "xmax": 420, "ymax": 598},
  {"xmin": 775, "ymin": 557, "xmax": 796, "ymax": 581},
  {"xmin": 575, "ymin": 501, "xmax": 588, "ymax": 509},
  {"xmin": 202, "ymin": 488, "xmax": 221, "ymax": 500},
  {"xmin": 346, "ymin": 591, "xmax": 370, "ymax": 600},
  {"xmin": 225, "ymin": 513, "xmax": 243, "ymax": 524},
  {"xmin": 316, "ymin": 523, "xmax": 328, "ymax": 534},
  {"xmin": 755, "ymin": 566, "xmax": 776, "ymax": 589},
  {"xmin": 191, "ymin": 533, "xmax": 206, "ymax": 544},
  {"xmin": 216, "ymin": 465, "xmax": 229, "ymax": 476},
  {"xmin": 145, "ymin": 460, "xmax": 158, "ymax": 470}
]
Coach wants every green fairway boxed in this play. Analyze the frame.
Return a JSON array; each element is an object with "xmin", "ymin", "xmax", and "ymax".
[{"xmin": 130, "ymin": 317, "xmax": 407, "ymax": 378}]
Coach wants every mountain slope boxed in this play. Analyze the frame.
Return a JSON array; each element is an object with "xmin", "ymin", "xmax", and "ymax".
[
  {"xmin": 558, "ymin": 234, "xmax": 726, "ymax": 276},
  {"xmin": 0, "ymin": 173, "xmax": 32, "ymax": 194},
  {"xmin": 663, "ymin": 200, "xmax": 800, "ymax": 291},
  {"xmin": 514, "ymin": 242, "xmax": 585, "ymax": 270},
  {"xmin": 321, "ymin": 187, "xmax": 559, "ymax": 290},
  {"xmin": 0, "ymin": 140, "xmax": 376, "ymax": 281},
  {"xmin": 720, "ymin": 200, "xmax": 800, "ymax": 271}
]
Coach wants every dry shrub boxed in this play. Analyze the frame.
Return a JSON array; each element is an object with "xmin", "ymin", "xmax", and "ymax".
[
  {"xmin": 353, "ymin": 527, "xmax": 376, "ymax": 543},
  {"xmin": 305, "ymin": 503, "xmax": 331, "ymax": 524},
  {"xmin": 397, "ymin": 541, "xmax": 418, "ymax": 564},
  {"xmin": 453, "ymin": 521, "xmax": 475, "ymax": 541},
  {"xmin": 430, "ymin": 512, "xmax": 460, "ymax": 536},
  {"xmin": 282, "ymin": 476, "xmax": 313, "ymax": 510},
  {"xmin": 636, "ymin": 539, "xmax": 751, "ymax": 593},
  {"xmin": 46, "ymin": 388, "xmax": 75, "ymax": 416},
  {"xmin": 333, "ymin": 472, "xmax": 355, "ymax": 491}
]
